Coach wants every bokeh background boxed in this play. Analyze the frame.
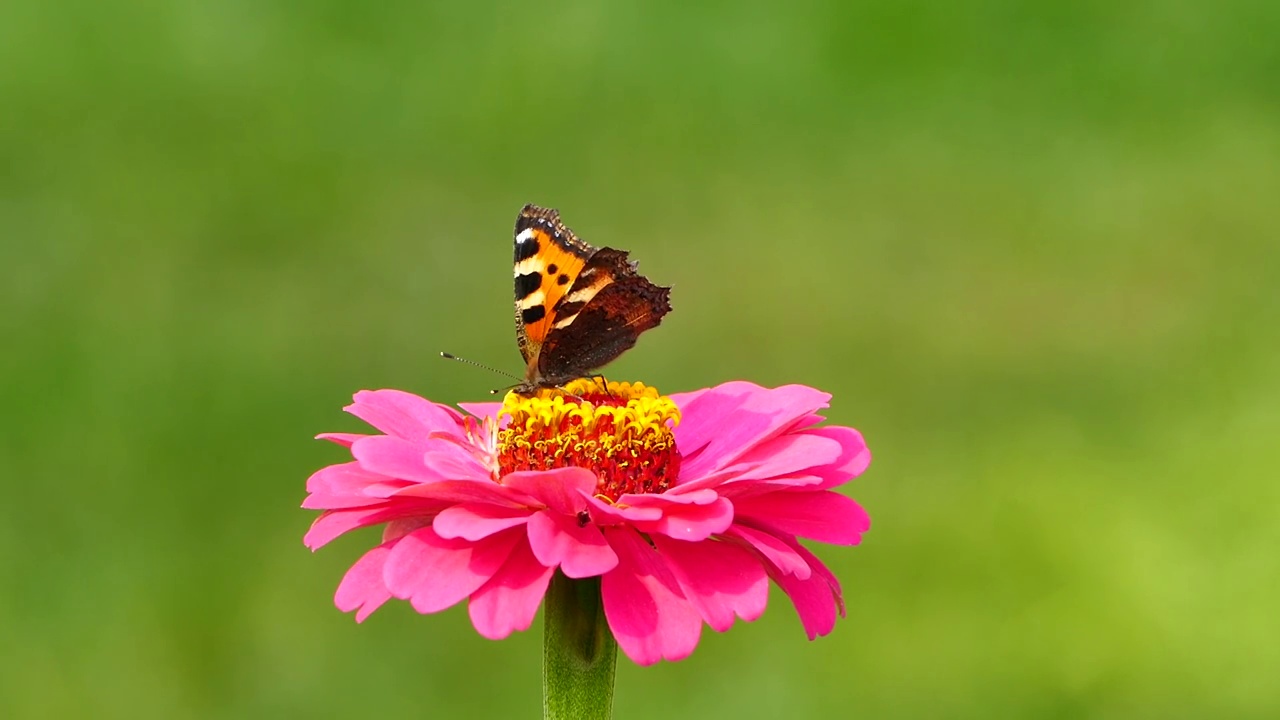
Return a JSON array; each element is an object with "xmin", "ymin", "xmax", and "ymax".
[{"xmin": 4, "ymin": 1, "xmax": 1278, "ymax": 718}]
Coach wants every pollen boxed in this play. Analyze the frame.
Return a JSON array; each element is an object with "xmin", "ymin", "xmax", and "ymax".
[{"xmin": 496, "ymin": 378, "xmax": 682, "ymax": 501}]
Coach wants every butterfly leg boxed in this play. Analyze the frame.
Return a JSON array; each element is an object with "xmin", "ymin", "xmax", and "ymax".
[
  {"xmin": 589, "ymin": 373, "xmax": 613, "ymax": 396},
  {"xmin": 556, "ymin": 386, "xmax": 586, "ymax": 402}
]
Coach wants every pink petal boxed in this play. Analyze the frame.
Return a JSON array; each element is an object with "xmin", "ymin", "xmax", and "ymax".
[
  {"xmin": 673, "ymin": 467, "xmax": 827, "ymax": 500},
  {"xmin": 676, "ymin": 383, "xmax": 833, "ymax": 479},
  {"xmin": 350, "ymin": 436, "xmax": 437, "ymax": 483},
  {"xmin": 601, "ymin": 527, "xmax": 703, "ymax": 665},
  {"xmin": 316, "ymin": 432, "xmax": 368, "ymax": 447},
  {"xmin": 771, "ymin": 541, "xmax": 845, "ymax": 639},
  {"xmin": 668, "ymin": 468, "xmax": 741, "ymax": 494},
  {"xmin": 667, "ymin": 386, "xmax": 713, "ymax": 411},
  {"xmin": 584, "ymin": 495, "xmax": 663, "ymax": 527},
  {"xmin": 301, "ymin": 492, "xmax": 379, "ymax": 511},
  {"xmin": 419, "ymin": 435, "xmax": 492, "ymax": 478},
  {"xmin": 798, "ymin": 542, "xmax": 845, "ymax": 617},
  {"xmin": 771, "ymin": 564, "xmax": 837, "ymax": 640},
  {"xmin": 382, "ymin": 526, "xmax": 522, "ymax": 614},
  {"xmin": 734, "ymin": 490, "xmax": 870, "ymax": 545},
  {"xmin": 670, "ymin": 386, "xmax": 753, "ymax": 462},
  {"xmin": 502, "ymin": 467, "xmax": 598, "ymax": 514},
  {"xmin": 629, "ymin": 487, "xmax": 720, "ymax": 506},
  {"xmin": 725, "ymin": 525, "xmax": 811, "ymax": 580},
  {"xmin": 805, "ymin": 426, "xmax": 872, "ymax": 490},
  {"xmin": 303, "ymin": 462, "xmax": 408, "ymax": 508},
  {"xmin": 335, "ymin": 542, "xmax": 395, "ymax": 622},
  {"xmin": 458, "ymin": 401, "xmax": 503, "ymax": 421},
  {"xmin": 621, "ymin": 493, "xmax": 734, "ymax": 541},
  {"xmin": 652, "ymin": 535, "xmax": 768, "ymax": 632},
  {"xmin": 467, "ymin": 541, "xmax": 555, "ymax": 639},
  {"xmin": 383, "ymin": 517, "xmax": 432, "ymax": 543},
  {"xmin": 306, "ymin": 508, "xmax": 382, "ymax": 550},
  {"xmin": 304, "ymin": 462, "xmax": 379, "ymax": 494},
  {"xmin": 720, "ymin": 432, "xmax": 845, "ymax": 482},
  {"xmin": 433, "ymin": 504, "xmax": 532, "ymax": 541},
  {"xmin": 303, "ymin": 474, "xmax": 420, "ymax": 509},
  {"xmin": 527, "ymin": 511, "xmax": 618, "ymax": 578},
  {"xmin": 346, "ymin": 389, "xmax": 464, "ymax": 440},
  {"xmin": 392, "ymin": 479, "xmax": 529, "ymax": 507},
  {"xmin": 304, "ymin": 501, "xmax": 448, "ymax": 549},
  {"xmin": 702, "ymin": 476, "xmax": 825, "ymax": 502}
]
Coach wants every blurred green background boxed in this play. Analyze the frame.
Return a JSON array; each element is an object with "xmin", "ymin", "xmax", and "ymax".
[{"xmin": 3, "ymin": 1, "xmax": 1278, "ymax": 717}]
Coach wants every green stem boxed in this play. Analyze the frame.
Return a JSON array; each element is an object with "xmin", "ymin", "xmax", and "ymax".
[{"xmin": 543, "ymin": 573, "xmax": 618, "ymax": 720}]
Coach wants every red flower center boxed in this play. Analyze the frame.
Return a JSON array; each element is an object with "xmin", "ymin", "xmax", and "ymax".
[{"xmin": 495, "ymin": 379, "xmax": 682, "ymax": 502}]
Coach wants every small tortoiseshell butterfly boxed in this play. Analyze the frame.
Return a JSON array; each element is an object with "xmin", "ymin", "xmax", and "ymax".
[{"xmin": 511, "ymin": 204, "xmax": 671, "ymax": 394}]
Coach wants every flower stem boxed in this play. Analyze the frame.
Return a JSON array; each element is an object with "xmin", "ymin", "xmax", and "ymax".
[{"xmin": 543, "ymin": 573, "xmax": 617, "ymax": 720}]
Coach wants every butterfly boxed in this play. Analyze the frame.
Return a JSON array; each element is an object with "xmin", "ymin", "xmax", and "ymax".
[{"xmin": 511, "ymin": 204, "xmax": 671, "ymax": 394}]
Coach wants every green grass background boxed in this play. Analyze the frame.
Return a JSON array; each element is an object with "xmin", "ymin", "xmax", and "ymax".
[{"xmin": 3, "ymin": 1, "xmax": 1278, "ymax": 717}]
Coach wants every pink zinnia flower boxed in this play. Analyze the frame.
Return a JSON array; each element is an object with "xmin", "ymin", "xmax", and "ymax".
[{"xmin": 303, "ymin": 379, "xmax": 871, "ymax": 665}]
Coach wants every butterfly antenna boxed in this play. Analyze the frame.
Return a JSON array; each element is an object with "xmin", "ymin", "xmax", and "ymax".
[{"xmin": 439, "ymin": 352, "xmax": 524, "ymax": 389}]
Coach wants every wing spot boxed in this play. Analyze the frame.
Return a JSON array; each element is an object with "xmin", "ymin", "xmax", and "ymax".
[
  {"xmin": 515, "ymin": 233, "xmax": 540, "ymax": 262},
  {"xmin": 515, "ymin": 272, "xmax": 541, "ymax": 300},
  {"xmin": 518, "ymin": 289, "xmax": 546, "ymax": 310},
  {"xmin": 521, "ymin": 305, "xmax": 547, "ymax": 325},
  {"xmin": 557, "ymin": 274, "xmax": 570, "ymax": 285},
  {"xmin": 547, "ymin": 264, "xmax": 558, "ymax": 274}
]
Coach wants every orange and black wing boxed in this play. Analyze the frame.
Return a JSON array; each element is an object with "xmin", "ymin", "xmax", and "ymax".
[
  {"xmin": 535, "ymin": 248, "xmax": 672, "ymax": 387},
  {"xmin": 513, "ymin": 204, "xmax": 595, "ymax": 365}
]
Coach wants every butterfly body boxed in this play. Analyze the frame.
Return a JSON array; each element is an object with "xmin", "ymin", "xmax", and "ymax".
[{"xmin": 512, "ymin": 204, "xmax": 671, "ymax": 394}]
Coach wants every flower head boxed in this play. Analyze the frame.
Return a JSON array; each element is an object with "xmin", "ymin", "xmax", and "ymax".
[{"xmin": 304, "ymin": 378, "xmax": 871, "ymax": 665}]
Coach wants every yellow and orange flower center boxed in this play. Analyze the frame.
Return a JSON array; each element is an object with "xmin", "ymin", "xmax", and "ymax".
[{"xmin": 496, "ymin": 378, "xmax": 682, "ymax": 502}]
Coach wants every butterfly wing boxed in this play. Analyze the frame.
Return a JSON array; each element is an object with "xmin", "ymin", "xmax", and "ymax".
[
  {"xmin": 535, "ymin": 248, "xmax": 672, "ymax": 386},
  {"xmin": 513, "ymin": 204, "xmax": 594, "ymax": 365}
]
